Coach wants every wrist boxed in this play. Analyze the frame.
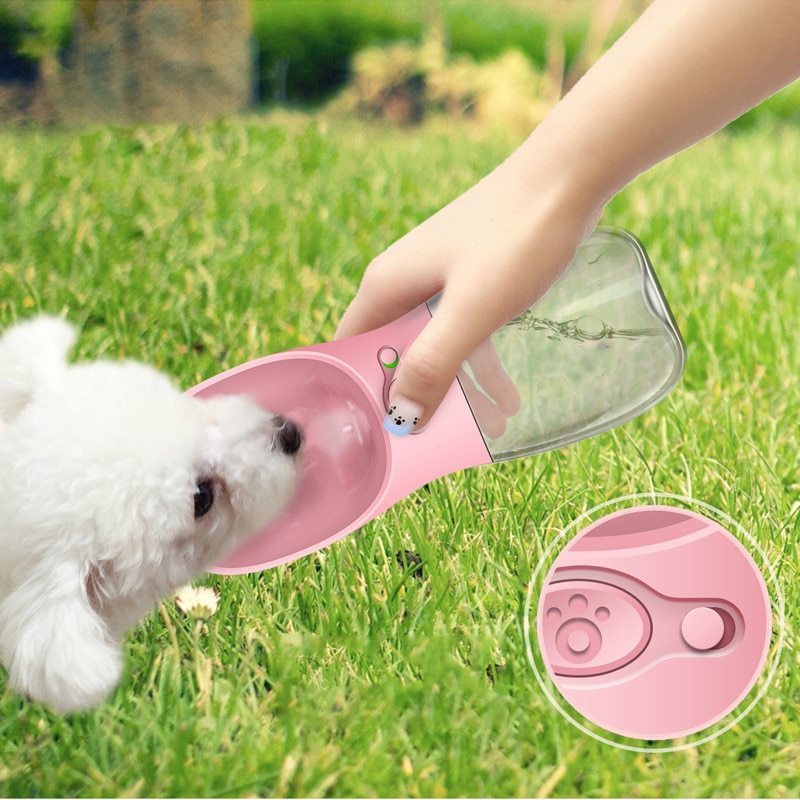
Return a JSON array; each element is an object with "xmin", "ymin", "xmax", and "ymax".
[
  {"xmin": 507, "ymin": 111, "xmax": 629, "ymax": 219},
  {"xmin": 495, "ymin": 131, "xmax": 608, "ymax": 245}
]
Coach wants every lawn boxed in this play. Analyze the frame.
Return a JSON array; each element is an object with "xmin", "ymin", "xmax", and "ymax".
[{"xmin": 0, "ymin": 113, "xmax": 798, "ymax": 797}]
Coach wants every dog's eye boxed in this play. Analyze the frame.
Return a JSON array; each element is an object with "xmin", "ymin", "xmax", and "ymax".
[{"xmin": 194, "ymin": 480, "xmax": 214, "ymax": 519}]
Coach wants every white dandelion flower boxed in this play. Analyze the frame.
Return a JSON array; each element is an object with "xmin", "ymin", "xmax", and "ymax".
[{"xmin": 174, "ymin": 585, "xmax": 219, "ymax": 619}]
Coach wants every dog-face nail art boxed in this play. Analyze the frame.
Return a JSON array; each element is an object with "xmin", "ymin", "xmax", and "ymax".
[{"xmin": 383, "ymin": 395, "xmax": 423, "ymax": 437}]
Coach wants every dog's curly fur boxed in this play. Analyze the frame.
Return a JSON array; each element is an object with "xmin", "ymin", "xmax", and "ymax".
[{"xmin": 0, "ymin": 317, "xmax": 298, "ymax": 713}]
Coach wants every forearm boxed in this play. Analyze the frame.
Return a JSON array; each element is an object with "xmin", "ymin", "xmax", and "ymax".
[{"xmin": 514, "ymin": 0, "xmax": 800, "ymax": 203}]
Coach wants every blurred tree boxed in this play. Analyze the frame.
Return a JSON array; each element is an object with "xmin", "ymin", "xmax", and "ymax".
[{"xmin": 59, "ymin": 0, "xmax": 252, "ymax": 123}]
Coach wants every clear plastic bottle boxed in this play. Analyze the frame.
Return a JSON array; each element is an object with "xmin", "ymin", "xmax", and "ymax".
[{"xmin": 428, "ymin": 227, "xmax": 686, "ymax": 460}]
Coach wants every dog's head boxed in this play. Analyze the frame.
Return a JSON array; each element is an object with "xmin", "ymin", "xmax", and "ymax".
[{"xmin": 0, "ymin": 316, "xmax": 300, "ymax": 711}]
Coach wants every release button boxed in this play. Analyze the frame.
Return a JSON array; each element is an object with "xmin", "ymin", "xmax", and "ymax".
[{"xmin": 681, "ymin": 607, "xmax": 725, "ymax": 651}]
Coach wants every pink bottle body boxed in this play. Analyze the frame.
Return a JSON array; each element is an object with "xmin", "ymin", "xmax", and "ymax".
[{"xmin": 189, "ymin": 304, "xmax": 490, "ymax": 573}]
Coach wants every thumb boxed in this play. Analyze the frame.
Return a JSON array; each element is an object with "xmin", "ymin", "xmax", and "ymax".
[{"xmin": 385, "ymin": 290, "xmax": 496, "ymax": 436}]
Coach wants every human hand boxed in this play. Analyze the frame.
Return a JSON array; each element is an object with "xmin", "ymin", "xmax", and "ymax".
[
  {"xmin": 454, "ymin": 337, "xmax": 521, "ymax": 441},
  {"xmin": 336, "ymin": 148, "xmax": 603, "ymax": 435}
]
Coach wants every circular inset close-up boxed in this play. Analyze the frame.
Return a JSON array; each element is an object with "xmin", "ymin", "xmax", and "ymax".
[{"xmin": 535, "ymin": 505, "xmax": 772, "ymax": 741}]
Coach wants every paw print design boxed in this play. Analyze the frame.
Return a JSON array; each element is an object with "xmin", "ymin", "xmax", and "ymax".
[
  {"xmin": 388, "ymin": 404, "xmax": 418, "ymax": 427},
  {"xmin": 384, "ymin": 398, "xmax": 421, "ymax": 437},
  {"xmin": 540, "ymin": 580, "xmax": 651, "ymax": 677},
  {"xmin": 387, "ymin": 404, "xmax": 405, "ymax": 425}
]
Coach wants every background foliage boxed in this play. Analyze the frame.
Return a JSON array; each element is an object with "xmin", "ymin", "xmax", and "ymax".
[
  {"xmin": 1, "ymin": 0, "xmax": 799, "ymax": 127},
  {"xmin": 0, "ymin": 0, "xmax": 617, "ymax": 97}
]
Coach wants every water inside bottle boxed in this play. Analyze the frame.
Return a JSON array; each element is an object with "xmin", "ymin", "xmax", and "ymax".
[{"xmin": 438, "ymin": 229, "xmax": 686, "ymax": 461}]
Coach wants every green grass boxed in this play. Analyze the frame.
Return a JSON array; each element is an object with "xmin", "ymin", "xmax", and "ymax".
[{"xmin": 0, "ymin": 113, "xmax": 798, "ymax": 797}]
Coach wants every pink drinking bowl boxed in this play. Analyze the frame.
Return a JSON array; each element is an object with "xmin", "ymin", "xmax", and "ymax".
[{"xmin": 192, "ymin": 353, "xmax": 390, "ymax": 571}]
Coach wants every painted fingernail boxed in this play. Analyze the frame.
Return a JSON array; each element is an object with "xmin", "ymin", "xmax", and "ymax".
[{"xmin": 383, "ymin": 395, "xmax": 423, "ymax": 437}]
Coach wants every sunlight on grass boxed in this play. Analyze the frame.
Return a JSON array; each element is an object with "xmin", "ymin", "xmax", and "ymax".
[{"xmin": 0, "ymin": 114, "xmax": 798, "ymax": 797}]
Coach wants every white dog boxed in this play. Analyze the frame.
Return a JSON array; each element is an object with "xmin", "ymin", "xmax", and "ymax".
[{"xmin": 0, "ymin": 316, "xmax": 300, "ymax": 713}]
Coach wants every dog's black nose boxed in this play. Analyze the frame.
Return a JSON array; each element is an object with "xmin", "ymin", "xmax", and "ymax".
[{"xmin": 275, "ymin": 416, "xmax": 302, "ymax": 455}]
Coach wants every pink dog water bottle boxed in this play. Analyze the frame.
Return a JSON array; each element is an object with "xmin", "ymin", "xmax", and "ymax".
[{"xmin": 189, "ymin": 228, "xmax": 686, "ymax": 573}]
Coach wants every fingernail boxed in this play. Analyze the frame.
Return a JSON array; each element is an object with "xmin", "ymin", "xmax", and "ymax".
[{"xmin": 383, "ymin": 395, "xmax": 423, "ymax": 437}]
